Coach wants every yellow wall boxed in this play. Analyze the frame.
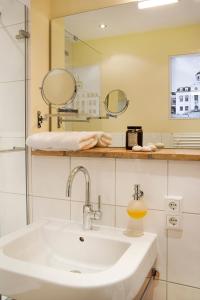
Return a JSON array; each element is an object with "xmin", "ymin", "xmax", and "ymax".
[
  {"xmin": 30, "ymin": 0, "xmax": 134, "ymax": 133},
  {"xmin": 30, "ymin": 0, "xmax": 51, "ymax": 132},
  {"xmin": 88, "ymin": 24, "xmax": 200, "ymax": 133},
  {"xmin": 50, "ymin": 0, "xmax": 135, "ymax": 19},
  {"xmin": 53, "ymin": 23, "xmax": 200, "ymax": 133},
  {"xmin": 51, "ymin": 18, "xmax": 65, "ymax": 69}
]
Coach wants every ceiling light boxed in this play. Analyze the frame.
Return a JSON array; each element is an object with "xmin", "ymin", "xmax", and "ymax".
[
  {"xmin": 99, "ymin": 24, "xmax": 107, "ymax": 29},
  {"xmin": 138, "ymin": 0, "xmax": 179, "ymax": 9}
]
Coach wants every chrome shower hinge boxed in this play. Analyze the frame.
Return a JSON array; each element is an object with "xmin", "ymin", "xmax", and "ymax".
[{"xmin": 16, "ymin": 30, "xmax": 30, "ymax": 40}]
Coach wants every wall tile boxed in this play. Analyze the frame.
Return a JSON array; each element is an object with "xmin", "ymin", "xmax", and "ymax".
[
  {"xmin": 32, "ymin": 156, "xmax": 70, "ymax": 199},
  {"xmin": 0, "ymin": 137, "xmax": 25, "ymax": 147},
  {"xmin": 29, "ymin": 156, "xmax": 200, "ymax": 300},
  {"xmin": 17, "ymin": 0, "xmax": 29, "ymax": 7},
  {"xmin": 32, "ymin": 196, "xmax": 70, "ymax": 222},
  {"xmin": 116, "ymin": 207, "xmax": 167, "ymax": 280},
  {"xmin": 143, "ymin": 133, "xmax": 162, "ymax": 145},
  {"xmin": 0, "ymin": 0, "xmax": 25, "ymax": 27},
  {"xmin": 0, "ymin": 23, "xmax": 25, "ymax": 82},
  {"xmin": 71, "ymin": 201, "xmax": 115, "ymax": 227},
  {"xmin": 167, "ymin": 283, "xmax": 200, "ymax": 300},
  {"xmin": 71, "ymin": 157, "xmax": 115, "ymax": 205},
  {"xmin": 0, "ymin": 81, "xmax": 25, "ymax": 136},
  {"xmin": 110, "ymin": 132, "xmax": 125, "ymax": 147},
  {"xmin": 168, "ymin": 161, "xmax": 200, "ymax": 214},
  {"xmin": 168, "ymin": 213, "xmax": 200, "ymax": 288},
  {"xmin": 116, "ymin": 159, "xmax": 167, "ymax": 210},
  {"xmin": 0, "ymin": 151, "xmax": 26, "ymax": 194},
  {"xmin": 0, "ymin": 192, "xmax": 26, "ymax": 236}
]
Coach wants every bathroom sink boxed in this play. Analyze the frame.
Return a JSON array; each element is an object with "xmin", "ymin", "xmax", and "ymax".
[{"xmin": 0, "ymin": 219, "xmax": 157, "ymax": 300}]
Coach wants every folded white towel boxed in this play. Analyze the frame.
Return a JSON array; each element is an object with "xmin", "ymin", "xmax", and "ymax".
[
  {"xmin": 26, "ymin": 132, "xmax": 98, "ymax": 151},
  {"xmin": 26, "ymin": 131, "xmax": 112, "ymax": 151},
  {"xmin": 96, "ymin": 132, "xmax": 112, "ymax": 147}
]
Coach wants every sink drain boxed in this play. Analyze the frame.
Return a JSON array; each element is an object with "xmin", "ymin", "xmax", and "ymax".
[{"xmin": 70, "ymin": 270, "xmax": 82, "ymax": 274}]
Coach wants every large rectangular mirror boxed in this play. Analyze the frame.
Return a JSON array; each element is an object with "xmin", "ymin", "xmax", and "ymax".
[{"xmin": 50, "ymin": 0, "xmax": 200, "ymax": 148}]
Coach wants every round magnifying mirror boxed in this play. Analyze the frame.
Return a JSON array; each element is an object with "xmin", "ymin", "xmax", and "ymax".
[
  {"xmin": 41, "ymin": 68, "xmax": 77, "ymax": 106},
  {"xmin": 104, "ymin": 89, "xmax": 129, "ymax": 116}
]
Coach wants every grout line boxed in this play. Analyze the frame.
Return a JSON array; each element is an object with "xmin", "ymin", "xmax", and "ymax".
[
  {"xmin": 182, "ymin": 211, "xmax": 200, "ymax": 216},
  {"xmin": 166, "ymin": 160, "xmax": 169, "ymax": 300},
  {"xmin": 115, "ymin": 204, "xmax": 166, "ymax": 212},
  {"xmin": 166, "ymin": 230, "xmax": 169, "ymax": 299},
  {"xmin": 69, "ymin": 157, "xmax": 72, "ymax": 221},
  {"xmin": 166, "ymin": 280, "xmax": 200, "ymax": 290},
  {"xmin": 147, "ymin": 278, "xmax": 200, "ymax": 291},
  {"xmin": 29, "ymin": 194, "xmax": 67, "ymax": 201},
  {"xmin": 156, "ymin": 279, "xmax": 200, "ymax": 291},
  {"xmin": 166, "ymin": 160, "xmax": 169, "ymax": 196},
  {"xmin": 0, "ymin": 191, "xmax": 26, "ymax": 196},
  {"xmin": 26, "ymin": 196, "xmax": 200, "ymax": 216},
  {"xmin": 0, "ymin": 21, "xmax": 25, "ymax": 30},
  {"xmin": 0, "ymin": 79, "xmax": 26, "ymax": 84},
  {"xmin": 114, "ymin": 158, "xmax": 117, "ymax": 227}
]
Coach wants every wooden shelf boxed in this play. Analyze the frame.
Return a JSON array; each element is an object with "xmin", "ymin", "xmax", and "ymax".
[{"xmin": 32, "ymin": 147, "xmax": 200, "ymax": 161}]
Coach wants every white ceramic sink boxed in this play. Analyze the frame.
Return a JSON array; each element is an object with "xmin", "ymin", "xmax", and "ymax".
[{"xmin": 0, "ymin": 219, "xmax": 157, "ymax": 300}]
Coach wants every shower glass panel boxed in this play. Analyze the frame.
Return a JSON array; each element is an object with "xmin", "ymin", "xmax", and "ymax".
[{"xmin": 0, "ymin": 0, "xmax": 27, "ymax": 238}]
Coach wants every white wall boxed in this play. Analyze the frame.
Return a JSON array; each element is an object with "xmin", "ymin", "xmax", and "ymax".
[
  {"xmin": 31, "ymin": 155, "xmax": 200, "ymax": 300},
  {"xmin": 0, "ymin": 0, "xmax": 27, "ymax": 235}
]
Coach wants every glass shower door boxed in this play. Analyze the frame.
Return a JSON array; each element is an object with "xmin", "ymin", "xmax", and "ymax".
[{"xmin": 0, "ymin": 0, "xmax": 27, "ymax": 237}]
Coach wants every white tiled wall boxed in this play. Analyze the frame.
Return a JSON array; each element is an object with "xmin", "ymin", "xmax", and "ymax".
[
  {"xmin": 0, "ymin": 0, "xmax": 26, "ymax": 138},
  {"xmin": 31, "ymin": 156, "xmax": 200, "ymax": 300},
  {"xmin": 0, "ymin": 0, "xmax": 27, "ymax": 236}
]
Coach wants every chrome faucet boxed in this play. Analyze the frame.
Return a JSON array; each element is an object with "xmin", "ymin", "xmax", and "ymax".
[{"xmin": 66, "ymin": 166, "xmax": 102, "ymax": 230}]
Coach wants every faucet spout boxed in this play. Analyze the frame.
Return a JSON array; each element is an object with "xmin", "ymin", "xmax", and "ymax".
[
  {"xmin": 66, "ymin": 166, "xmax": 91, "ymax": 206},
  {"xmin": 66, "ymin": 166, "xmax": 102, "ymax": 230}
]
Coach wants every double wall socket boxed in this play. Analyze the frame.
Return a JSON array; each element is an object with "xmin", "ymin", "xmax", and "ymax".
[{"xmin": 165, "ymin": 196, "xmax": 183, "ymax": 230}]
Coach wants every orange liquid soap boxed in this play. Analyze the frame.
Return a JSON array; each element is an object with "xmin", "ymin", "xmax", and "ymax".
[{"xmin": 127, "ymin": 209, "xmax": 147, "ymax": 219}]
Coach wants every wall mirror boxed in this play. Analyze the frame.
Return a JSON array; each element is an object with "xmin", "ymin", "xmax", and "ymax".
[{"xmin": 51, "ymin": 0, "xmax": 200, "ymax": 148}]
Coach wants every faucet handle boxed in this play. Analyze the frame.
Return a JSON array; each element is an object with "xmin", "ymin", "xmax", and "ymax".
[
  {"xmin": 98, "ymin": 195, "xmax": 101, "ymax": 211},
  {"xmin": 93, "ymin": 195, "xmax": 102, "ymax": 221}
]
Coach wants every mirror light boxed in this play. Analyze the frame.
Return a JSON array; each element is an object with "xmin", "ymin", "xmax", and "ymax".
[
  {"xmin": 138, "ymin": 0, "xmax": 179, "ymax": 9},
  {"xmin": 99, "ymin": 24, "xmax": 107, "ymax": 29}
]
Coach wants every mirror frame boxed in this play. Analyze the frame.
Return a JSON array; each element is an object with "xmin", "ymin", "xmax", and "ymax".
[
  {"xmin": 104, "ymin": 89, "xmax": 129, "ymax": 117},
  {"xmin": 40, "ymin": 68, "xmax": 77, "ymax": 106}
]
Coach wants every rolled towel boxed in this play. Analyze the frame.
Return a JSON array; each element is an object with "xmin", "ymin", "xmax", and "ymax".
[
  {"xmin": 26, "ymin": 132, "xmax": 98, "ymax": 151},
  {"xmin": 96, "ymin": 132, "xmax": 112, "ymax": 147}
]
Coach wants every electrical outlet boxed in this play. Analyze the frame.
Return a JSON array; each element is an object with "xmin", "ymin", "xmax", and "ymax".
[
  {"xmin": 165, "ymin": 196, "xmax": 182, "ymax": 214},
  {"xmin": 166, "ymin": 215, "xmax": 182, "ymax": 230}
]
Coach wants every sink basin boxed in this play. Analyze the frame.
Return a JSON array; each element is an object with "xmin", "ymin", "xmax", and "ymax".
[{"xmin": 0, "ymin": 219, "xmax": 157, "ymax": 300}]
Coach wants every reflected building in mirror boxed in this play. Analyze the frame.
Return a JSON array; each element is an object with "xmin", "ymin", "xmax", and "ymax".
[{"xmin": 171, "ymin": 71, "xmax": 200, "ymax": 119}]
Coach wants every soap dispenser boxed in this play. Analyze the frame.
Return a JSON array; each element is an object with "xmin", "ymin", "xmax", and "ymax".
[{"xmin": 125, "ymin": 184, "xmax": 147, "ymax": 237}]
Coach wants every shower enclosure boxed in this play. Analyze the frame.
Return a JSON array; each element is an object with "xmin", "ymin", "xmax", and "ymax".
[{"xmin": 0, "ymin": 0, "xmax": 28, "ymax": 296}]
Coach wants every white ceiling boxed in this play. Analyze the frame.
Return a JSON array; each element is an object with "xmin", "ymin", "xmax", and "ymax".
[{"xmin": 64, "ymin": 0, "xmax": 200, "ymax": 41}]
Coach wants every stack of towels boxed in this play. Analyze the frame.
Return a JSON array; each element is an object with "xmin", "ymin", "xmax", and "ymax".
[{"xmin": 26, "ymin": 131, "xmax": 112, "ymax": 151}]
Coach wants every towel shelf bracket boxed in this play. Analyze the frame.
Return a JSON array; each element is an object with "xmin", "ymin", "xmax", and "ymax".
[
  {"xmin": 37, "ymin": 110, "xmax": 112, "ymax": 129},
  {"xmin": 37, "ymin": 111, "xmax": 44, "ymax": 128}
]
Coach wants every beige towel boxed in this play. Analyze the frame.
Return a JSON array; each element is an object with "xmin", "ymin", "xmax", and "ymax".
[{"xmin": 96, "ymin": 132, "xmax": 112, "ymax": 147}]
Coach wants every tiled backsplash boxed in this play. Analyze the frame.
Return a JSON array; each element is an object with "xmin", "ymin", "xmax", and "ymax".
[
  {"xmin": 110, "ymin": 132, "xmax": 174, "ymax": 148},
  {"xmin": 30, "ymin": 156, "xmax": 200, "ymax": 299}
]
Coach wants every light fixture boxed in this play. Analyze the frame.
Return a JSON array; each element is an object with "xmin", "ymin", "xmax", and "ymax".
[
  {"xmin": 99, "ymin": 24, "xmax": 107, "ymax": 29},
  {"xmin": 138, "ymin": 0, "xmax": 179, "ymax": 9}
]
